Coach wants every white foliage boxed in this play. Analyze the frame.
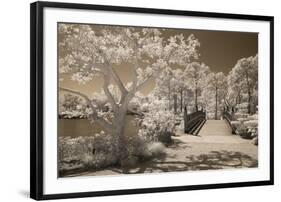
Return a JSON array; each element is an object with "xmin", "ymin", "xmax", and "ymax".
[
  {"xmin": 58, "ymin": 23, "xmax": 200, "ymax": 145},
  {"xmin": 138, "ymin": 96, "xmax": 176, "ymax": 142},
  {"xmin": 244, "ymin": 120, "xmax": 258, "ymax": 128},
  {"xmin": 226, "ymin": 54, "xmax": 258, "ymax": 113},
  {"xmin": 147, "ymin": 142, "xmax": 166, "ymax": 156}
]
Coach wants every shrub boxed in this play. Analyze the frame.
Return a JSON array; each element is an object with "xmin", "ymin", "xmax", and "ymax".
[
  {"xmin": 244, "ymin": 120, "xmax": 258, "ymax": 128},
  {"xmin": 233, "ymin": 112, "xmax": 258, "ymax": 142},
  {"xmin": 235, "ymin": 124, "xmax": 250, "ymax": 139},
  {"xmin": 236, "ymin": 102, "xmax": 249, "ymax": 114},
  {"xmin": 58, "ymin": 136, "xmax": 96, "ymax": 162},
  {"xmin": 59, "ymin": 132, "xmax": 119, "ymax": 173},
  {"xmin": 58, "ymin": 122, "xmax": 167, "ymax": 173},
  {"xmin": 237, "ymin": 117, "xmax": 248, "ymax": 122},
  {"xmin": 148, "ymin": 142, "xmax": 165, "ymax": 156},
  {"xmin": 247, "ymin": 114, "xmax": 258, "ymax": 120},
  {"xmin": 125, "ymin": 133, "xmax": 148, "ymax": 158},
  {"xmin": 137, "ymin": 99, "xmax": 176, "ymax": 144},
  {"xmin": 235, "ymin": 112, "xmax": 248, "ymax": 119},
  {"xmin": 158, "ymin": 131, "xmax": 173, "ymax": 144}
]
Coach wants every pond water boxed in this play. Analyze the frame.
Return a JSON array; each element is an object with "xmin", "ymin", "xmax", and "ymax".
[{"xmin": 58, "ymin": 115, "xmax": 139, "ymax": 138}]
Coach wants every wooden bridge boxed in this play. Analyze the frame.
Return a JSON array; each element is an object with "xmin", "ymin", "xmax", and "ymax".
[
  {"xmin": 183, "ymin": 107, "xmax": 206, "ymax": 135},
  {"xmin": 183, "ymin": 108, "xmax": 236, "ymax": 136},
  {"xmin": 199, "ymin": 120, "xmax": 232, "ymax": 137}
]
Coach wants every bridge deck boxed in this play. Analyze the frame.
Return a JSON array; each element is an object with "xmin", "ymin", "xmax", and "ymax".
[{"xmin": 199, "ymin": 120, "xmax": 232, "ymax": 136}]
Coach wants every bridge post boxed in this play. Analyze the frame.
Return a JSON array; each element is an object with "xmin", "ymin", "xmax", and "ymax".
[{"xmin": 184, "ymin": 106, "xmax": 188, "ymax": 133}]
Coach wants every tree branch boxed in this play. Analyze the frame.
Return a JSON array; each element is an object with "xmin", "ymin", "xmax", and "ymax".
[
  {"xmin": 102, "ymin": 75, "xmax": 119, "ymax": 112},
  {"xmin": 119, "ymin": 30, "xmax": 140, "ymax": 102},
  {"xmin": 60, "ymin": 87, "xmax": 94, "ymax": 107},
  {"xmin": 108, "ymin": 62, "xmax": 128, "ymax": 95},
  {"xmin": 59, "ymin": 87, "xmax": 113, "ymax": 132},
  {"xmin": 136, "ymin": 74, "xmax": 153, "ymax": 91},
  {"xmin": 97, "ymin": 48, "xmax": 128, "ymax": 97}
]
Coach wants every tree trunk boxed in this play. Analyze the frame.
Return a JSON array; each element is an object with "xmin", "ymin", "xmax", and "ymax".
[
  {"xmin": 245, "ymin": 71, "xmax": 252, "ymax": 114},
  {"xmin": 173, "ymin": 94, "xmax": 177, "ymax": 114},
  {"xmin": 247, "ymin": 90, "xmax": 252, "ymax": 114},
  {"xmin": 114, "ymin": 102, "xmax": 129, "ymax": 163},
  {"xmin": 183, "ymin": 89, "xmax": 186, "ymax": 108},
  {"xmin": 113, "ymin": 92, "xmax": 134, "ymax": 163},
  {"xmin": 168, "ymin": 84, "xmax": 171, "ymax": 111},
  {"xmin": 215, "ymin": 86, "xmax": 218, "ymax": 120},
  {"xmin": 180, "ymin": 89, "xmax": 183, "ymax": 112},
  {"xmin": 235, "ymin": 93, "xmax": 239, "ymax": 105}
]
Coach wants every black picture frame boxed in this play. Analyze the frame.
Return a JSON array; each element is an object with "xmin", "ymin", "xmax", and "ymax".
[{"xmin": 30, "ymin": 1, "xmax": 274, "ymax": 200}]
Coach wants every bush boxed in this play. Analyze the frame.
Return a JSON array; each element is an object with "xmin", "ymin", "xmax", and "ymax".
[
  {"xmin": 125, "ymin": 134, "xmax": 148, "ymax": 158},
  {"xmin": 236, "ymin": 102, "xmax": 249, "ymax": 114},
  {"xmin": 235, "ymin": 124, "xmax": 251, "ymax": 139},
  {"xmin": 237, "ymin": 117, "xmax": 248, "ymax": 122},
  {"xmin": 233, "ymin": 112, "xmax": 258, "ymax": 142},
  {"xmin": 244, "ymin": 120, "xmax": 258, "ymax": 128},
  {"xmin": 58, "ymin": 125, "xmax": 168, "ymax": 173},
  {"xmin": 118, "ymin": 136, "xmax": 166, "ymax": 167},
  {"xmin": 59, "ymin": 132, "xmax": 119, "ymax": 173},
  {"xmin": 137, "ymin": 98, "xmax": 176, "ymax": 144},
  {"xmin": 235, "ymin": 112, "xmax": 248, "ymax": 119},
  {"xmin": 58, "ymin": 136, "xmax": 96, "ymax": 162},
  {"xmin": 131, "ymin": 141, "xmax": 166, "ymax": 162},
  {"xmin": 158, "ymin": 131, "xmax": 173, "ymax": 144},
  {"xmin": 247, "ymin": 114, "xmax": 258, "ymax": 120},
  {"xmin": 148, "ymin": 142, "xmax": 165, "ymax": 156}
]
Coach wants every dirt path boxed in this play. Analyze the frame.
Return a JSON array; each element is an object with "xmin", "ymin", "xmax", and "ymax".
[
  {"xmin": 119, "ymin": 120, "xmax": 258, "ymax": 174},
  {"xmin": 65, "ymin": 120, "xmax": 258, "ymax": 177},
  {"xmin": 158, "ymin": 120, "xmax": 258, "ymax": 171}
]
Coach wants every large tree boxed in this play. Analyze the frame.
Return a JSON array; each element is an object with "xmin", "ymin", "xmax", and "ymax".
[
  {"xmin": 154, "ymin": 66, "xmax": 174, "ymax": 111},
  {"xmin": 229, "ymin": 55, "xmax": 258, "ymax": 114},
  {"xmin": 172, "ymin": 68, "xmax": 187, "ymax": 113},
  {"xmin": 206, "ymin": 72, "xmax": 227, "ymax": 120},
  {"xmin": 58, "ymin": 24, "xmax": 200, "ymax": 161},
  {"xmin": 184, "ymin": 62, "xmax": 210, "ymax": 111}
]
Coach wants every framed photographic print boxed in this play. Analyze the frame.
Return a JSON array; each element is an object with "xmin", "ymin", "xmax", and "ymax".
[{"xmin": 30, "ymin": 1, "xmax": 274, "ymax": 200}]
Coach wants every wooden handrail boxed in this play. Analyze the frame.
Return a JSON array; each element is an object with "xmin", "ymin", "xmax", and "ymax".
[
  {"xmin": 223, "ymin": 110, "xmax": 236, "ymax": 134},
  {"xmin": 184, "ymin": 108, "xmax": 206, "ymax": 135}
]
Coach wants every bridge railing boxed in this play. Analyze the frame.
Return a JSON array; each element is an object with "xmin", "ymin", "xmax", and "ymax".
[
  {"xmin": 222, "ymin": 110, "xmax": 236, "ymax": 134},
  {"xmin": 184, "ymin": 108, "xmax": 206, "ymax": 135}
]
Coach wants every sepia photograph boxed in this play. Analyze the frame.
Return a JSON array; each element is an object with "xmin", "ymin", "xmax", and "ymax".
[{"xmin": 58, "ymin": 23, "xmax": 259, "ymax": 178}]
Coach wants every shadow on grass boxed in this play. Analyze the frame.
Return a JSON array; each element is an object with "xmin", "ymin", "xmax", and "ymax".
[
  {"xmin": 112, "ymin": 150, "xmax": 258, "ymax": 174},
  {"xmin": 168, "ymin": 138, "xmax": 192, "ymax": 150},
  {"xmin": 60, "ymin": 150, "xmax": 258, "ymax": 177}
]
